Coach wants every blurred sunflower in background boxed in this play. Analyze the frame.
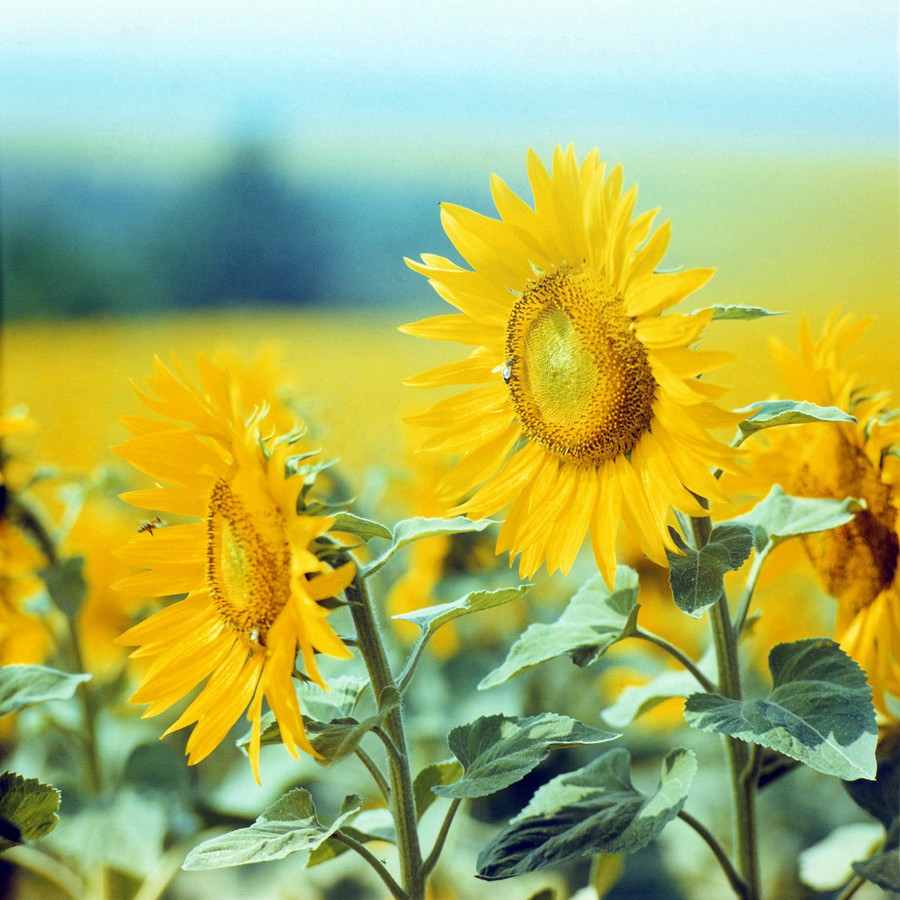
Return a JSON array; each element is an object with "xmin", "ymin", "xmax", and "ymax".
[
  {"xmin": 114, "ymin": 354, "xmax": 355, "ymax": 781},
  {"xmin": 734, "ymin": 311, "xmax": 900, "ymax": 716},
  {"xmin": 403, "ymin": 144, "xmax": 738, "ymax": 585}
]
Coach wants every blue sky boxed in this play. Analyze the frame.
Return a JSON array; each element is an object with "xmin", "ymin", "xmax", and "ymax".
[{"xmin": 3, "ymin": 0, "xmax": 897, "ymax": 170}]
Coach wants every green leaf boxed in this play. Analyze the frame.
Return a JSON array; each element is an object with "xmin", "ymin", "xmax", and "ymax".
[
  {"xmin": 0, "ymin": 665, "xmax": 91, "ymax": 717},
  {"xmin": 362, "ymin": 516, "xmax": 494, "ymax": 577},
  {"xmin": 330, "ymin": 512, "xmax": 392, "ymax": 543},
  {"xmin": 694, "ymin": 304, "xmax": 785, "ymax": 321},
  {"xmin": 476, "ymin": 748, "xmax": 696, "ymax": 880},
  {"xmin": 479, "ymin": 567, "xmax": 640, "ymax": 690},
  {"xmin": 601, "ymin": 652, "xmax": 717, "ymax": 729},
  {"xmin": 736, "ymin": 400, "xmax": 856, "ymax": 439},
  {"xmin": 414, "ymin": 759, "xmax": 464, "ymax": 819},
  {"xmin": 667, "ymin": 525, "xmax": 753, "ymax": 618},
  {"xmin": 729, "ymin": 484, "xmax": 861, "ymax": 552},
  {"xmin": 844, "ymin": 743, "xmax": 900, "ymax": 828},
  {"xmin": 853, "ymin": 849, "xmax": 900, "ymax": 891},
  {"xmin": 183, "ymin": 789, "xmax": 362, "ymax": 870},
  {"xmin": 684, "ymin": 639, "xmax": 877, "ymax": 780},
  {"xmin": 39, "ymin": 556, "xmax": 87, "ymax": 619},
  {"xmin": 437, "ymin": 713, "xmax": 619, "ymax": 800},
  {"xmin": 305, "ymin": 687, "xmax": 400, "ymax": 767},
  {"xmin": 394, "ymin": 584, "xmax": 531, "ymax": 637},
  {"xmin": 0, "ymin": 772, "xmax": 60, "ymax": 851},
  {"xmin": 306, "ymin": 808, "xmax": 396, "ymax": 868}
]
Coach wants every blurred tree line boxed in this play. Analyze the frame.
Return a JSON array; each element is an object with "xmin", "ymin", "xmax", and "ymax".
[{"xmin": 1, "ymin": 145, "xmax": 454, "ymax": 320}]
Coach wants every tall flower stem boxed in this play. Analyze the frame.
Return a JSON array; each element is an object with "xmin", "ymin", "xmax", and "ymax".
[
  {"xmin": 690, "ymin": 512, "xmax": 760, "ymax": 900},
  {"xmin": 345, "ymin": 574, "xmax": 425, "ymax": 900}
]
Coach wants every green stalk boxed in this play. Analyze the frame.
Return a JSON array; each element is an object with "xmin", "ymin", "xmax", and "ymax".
[
  {"xmin": 345, "ymin": 574, "xmax": 425, "ymax": 900},
  {"xmin": 690, "ymin": 512, "xmax": 760, "ymax": 900}
]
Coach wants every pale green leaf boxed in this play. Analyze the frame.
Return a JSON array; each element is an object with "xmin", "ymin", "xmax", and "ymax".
[
  {"xmin": 362, "ymin": 516, "xmax": 494, "ymax": 576},
  {"xmin": 306, "ymin": 808, "xmax": 395, "ymax": 868},
  {"xmin": 0, "ymin": 772, "xmax": 60, "ymax": 851},
  {"xmin": 183, "ymin": 789, "xmax": 362, "ymax": 870},
  {"xmin": 476, "ymin": 748, "xmax": 696, "ymax": 879},
  {"xmin": 684, "ymin": 639, "xmax": 877, "ymax": 780},
  {"xmin": 667, "ymin": 525, "xmax": 753, "ymax": 618},
  {"xmin": 330, "ymin": 512, "xmax": 392, "ymax": 543},
  {"xmin": 729, "ymin": 484, "xmax": 861, "ymax": 552},
  {"xmin": 394, "ymin": 584, "xmax": 531, "ymax": 637},
  {"xmin": 437, "ymin": 713, "xmax": 619, "ymax": 800},
  {"xmin": 414, "ymin": 759, "xmax": 463, "ymax": 819},
  {"xmin": 479, "ymin": 567, "xmax": 640, "ymax": 690},
  {"xmin": 736, "ymin": 400, "xmax": 856, "ymax": 439},
  {"xmin": 798, "ymin": 823, "xmax": 885, "ymax": 891},
  {"xmin": 0, "ymin": 665, "xmax": 91, "ymax": 717},
  {"xmin": 694, "ymin": 304, "xmax": 785, "ymax": 321}
]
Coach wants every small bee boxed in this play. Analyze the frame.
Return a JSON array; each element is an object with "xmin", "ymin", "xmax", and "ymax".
[{"xmin": 137, "ymin": 516, "xmax": 165, "ymax": 537}]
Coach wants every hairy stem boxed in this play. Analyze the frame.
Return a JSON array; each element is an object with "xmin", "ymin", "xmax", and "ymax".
[
  {"xmin": 691, "ymin": 512, "xmax": 760, "ymax": 900},
  {"xmin": 732, "ymin": 545, "xmax": 770, "ymax": 639},
  {"xmin": 355, "ymin": 746, "xmax": 392, "ymax": 804},
  {"xmin": 346, "ymin": 574, "xmax": 424, "ymax": 900},
  {"xmin": 633, "ymin": 627, "xmax": 716, "ymax": 692},
  {"xmin": 422, "ymin": 799, "xmax": 462, "ymax": 877},
  {"xmin": 331, "ymin": 831, "xmax": 409, "ymax": 900},
  {"xmin": 677, "ymin": 810, "xmax": 748, "ymax": 900}
]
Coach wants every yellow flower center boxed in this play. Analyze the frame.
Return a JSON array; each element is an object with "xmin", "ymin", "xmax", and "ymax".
[
  {"xmin": 505, "ymin": 266, "xmax": 657, "ymax": 463},
  {"xmin": 795, "ymin": 438, "xmax": 898, "ymax": 614},
  {"xmin": 206, "ymin": 478, "xmax": 291, "ymax": 645}
]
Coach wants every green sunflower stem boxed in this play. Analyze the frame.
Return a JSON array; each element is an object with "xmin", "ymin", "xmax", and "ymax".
[
  {"xmin": 345, "ymin": 574, "xmax": 425, "ymax": 900},
  {"xmin": 690, "ymin": 512, "xmax": 760, "ymax": 900}
]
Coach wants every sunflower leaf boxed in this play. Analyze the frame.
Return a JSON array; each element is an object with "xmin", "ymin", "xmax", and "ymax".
[
  {"xmin": 728, "ymin": 484, "xmax": 861, "ymax": 552},
  {"xmin": 479, "ymin": 568, "xmax": 640, "ymax": 690},
  {"xmin": 394, "ymin": 584, "xmax": 531, "ymax": 636},
  {"xmin": 666, "ymin": 525, "xmax": 753, "ymax": 618},
  {"xmin": 684, "ymin": 639, "xmax": 877, "ymax": 780},
  {"xmin": 330, "ymin": 512, "xmax": 393, "ymax": 543},
  {"xmin": 736, "ymin": 399, "xmax": 856, "ymax": 439},
  {"xmin": 39, "ymin": 556, "xmax": 87, "ymax": 620},
  {"xmin": 0, "ymin": 665, "xmax": 91, "ymax": 717},
  {"xmin": 362, "ymin": 516, "xmax": 494, "ymax": 577},
  {"xmin": 306, "ymin": 808, "xmax": 396, "ymax": 868},
  {"xmin": 476, "ymin": 748, "xmax": 696, "ymax": 880},
  {"xmin": 414, "ymin": 759, "xmax": 464, "ymax": 819},
  {"xmin": 852, "ymin": 850, "xmax": 900, "ymax": 891},
  {"xmin": 182, "ymin": 789, "xmax": 362, "ymax": 870},
  {"xmin": 844, "ymin": 742, "xmax": 900, "ymax": 828},
  {"xmin": 305, "ymin": 689, "xmax": 400, "ymax": 767},
  {"xmin": 601, "ymin": 651, "xmax": 717, "ymax": 729},
  {"xmin": 437, "ymin": 713, "xmax": 619, "ymax": 800},
  {"xmin": 694, "ymin": 304, "xmax": 786, "ymax": 321},
  {"xmin": 0, "ymin": 772, "xmax": 60, "ymax": 852}
]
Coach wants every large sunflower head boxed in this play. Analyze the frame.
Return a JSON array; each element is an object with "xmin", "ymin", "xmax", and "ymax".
[
  {"xmin": 114, "ymin": 353, "xmax": 354, "ymax": 782},
  {"xmin": 733, "ymin": 311, "xmax": 900, "ymax": 715},
  {"xmin": 402, "ymin": 145, "xmax": 738, "ymax": 584}
]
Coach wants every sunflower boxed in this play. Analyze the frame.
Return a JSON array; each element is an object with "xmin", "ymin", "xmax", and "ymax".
[
  {"xmin": 114, "ymin": 354, "xmax": 354, "ymax": 781},
  {"xmin": 402, "ymin": 145, "xmax": 737, "ymax": 584},
  {"xmin": 733, "ymin": 311, "xmax": 900, "ymax": 715}
]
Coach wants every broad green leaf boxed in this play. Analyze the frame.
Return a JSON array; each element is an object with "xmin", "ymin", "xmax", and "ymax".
[
  {"xmin": 437, "ymin": 713, "xmax": 619, "ymax": 800},
  {"xmin": 476, "ymin": 748, "xmax": 696, "ymax": 880},
  {"xmin": 306, "ymin": 808, "xmax": 395, "ymax": 868},
  {"xmin": 666, "ymin": 525, "xmax": 753, "ymax": 618},
  {"xmin": 394, "ymin": 584, "xmax": 531, "ymax": 637},
  {"xmin": 183, "ymin": 789, "xmax": 362, "ymax": 870},
  {"xmin": 729, "ymin": 485, "xmax": 861, "ymax": 552},
  {"xmin": 693, "ymin": 304, "xmax": 785, "ymax": 321},
  {"xmin": 330, "ymin": 512, "xmax": 392, "ymax": 543},
  {"xmin": 844, "ymin": 743, "xmax": 900, "ymax": 828},
  {"xmin": 736, "ymin": 400, "xmax": 856, "ymax": 439},
  {"xmin": 0, "ymin": 772, "xmax": 60, "ymax": 851},
  {"xmin": 479, "ymin": 568, "xmax": 640, "ymax": 690},
  {"xmin": 39, "ymin": 556, "xmax": 87, "ymax": 619},
  {"xmin": 0, "ymin": 665, "xmax": 91, "ymax": 717},
  {"xmin": 601, "ymin": 652, "xmax": 717, "ymax": 729},
  {"xmin": 414, "ymin": 759, "xmax": 464, "ymax": 819},
  {"xmin": 798, "ymin": 823, "xmax": 885, "ymax": 891},
  {"xmin": 853, "ymin": 850, "xmax": 900, "ymax": 891},
  {"xmin": 684, "ymin": 639, "xmax": 877, "ymax": 780},
  {"xmin": 362, "ymin": 516, "xmax": 494, "ymax": 576},
  {"xmin": 305, "ymin": 687, "xmax": 400, "ymax": 767}
]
